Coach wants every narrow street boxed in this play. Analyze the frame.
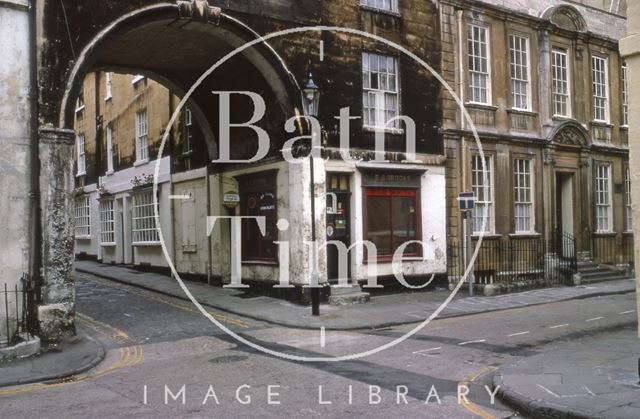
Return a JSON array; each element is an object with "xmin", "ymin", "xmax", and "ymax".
[{"xmin": 0, "ymin": 272, "xmax": 636, "ymax": 418}]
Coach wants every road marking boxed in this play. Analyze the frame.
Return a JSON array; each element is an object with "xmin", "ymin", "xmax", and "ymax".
[
  {"xmin": 549, "ymin": 323, "xmax": 570, "ymax": 329},
  {"xmin": 459, "ymin": 366, "xmax": 498, "ymax": 419},
  {"xmin": 319, "ymin": 40, "xmax": 324, "ymax": 61},
  {"xmin": 77, "ymin": 312, "xmax": 130, "ymax": 343},
  {"xmin": 537, "ymin": 384, "xmax": 559, "ymax": 398},
  {"xmin": 413, "ymin": 347, "xmax": 442, "ymax": 355},
  {"xmin": 508, "ymin": 331, "xmax": 530, "ymax": 337},
  {"xmin": 320, "ymin": 327, "xmax": 326, "ymax": 348},
  {"xmin": 459, "ymin": 339, "xmax": 486, "ymax": 346},
  {"xmin": 88, "ymin": 278, "xmax": 250, "ymax": 328},
  {"xmin": 168, "ymin": 194, "xmax": 191, "ymax": 200},
  {"xmin": 586, "ymin": 316, "xmax": 604, "ymax": 322},
  {"xmin": 619, "ymin": 310, "xmax": 635, "ymax": 315}
]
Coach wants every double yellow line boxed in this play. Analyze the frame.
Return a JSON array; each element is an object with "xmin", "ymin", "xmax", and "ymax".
[
  {"xmin": 458, "ymin": 365, "xmax": 499, "ymax": 419},
  {"xmin": 92, "ymin": 281, "xmax": 251, "ymax": 329},
  {"xmin": 0, "ymin": 314, "xmax": 144, "ymax": 397}
]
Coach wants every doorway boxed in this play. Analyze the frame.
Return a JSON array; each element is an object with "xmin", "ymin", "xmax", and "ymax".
[
  {"xmin": 326, "ymin": 173, "xmax": 352, "ymax": 283},
  {"xmin": 555, "ymin": 172, "xmax": 575, "ymax": 257}
]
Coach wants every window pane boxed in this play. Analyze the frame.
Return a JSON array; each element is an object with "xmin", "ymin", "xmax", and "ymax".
[
  {"xmin": 366, "ymin": 195, "xmax": 391, "ymax": 255},
  {"xmin": 392, "ymin": 195, "xmax": 417, "ymax": 254}
]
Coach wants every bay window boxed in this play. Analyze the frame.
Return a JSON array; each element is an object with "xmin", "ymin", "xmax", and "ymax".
[{"xmin": 75, "ymin": 195, "xmax": 91, "ymax": 237}]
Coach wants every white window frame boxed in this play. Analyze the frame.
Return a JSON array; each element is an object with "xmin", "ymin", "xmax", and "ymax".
[
  {"xmin": 362, "ymin": 52, "xmax": 401, "ymax": 129},
  {"xmin": 514, "ymin": 158, "xmax": 535, "ymax": 233},
  {"xmin": 183, "ymin": 107, "xmax": 193, "ymax": 153},
  {"xmin": 595, "ymin": 163, "xmax": 613, "ymax": 233},
  {"xmin": 625, "ymin": 166, "xmax": 633, "ymax": 231},
  {"xmin": 360, "ymin": 0, "xmax": 398, "ymax": 13},
  {"xmin": 622, "ymin": 64, "xmax": 629, "ymax": 127},
  {"xmin": 131, "ymin": 190, "xmax": 160, "ymax": 244},
  {"xmin": 509, "ymin": 35, "xmax": 532, "ymax": 111},
  {"xmin": 106, "ymin": 124, "xmax": 114, "ymax": 174},
  {"xmin": 591, "ymin": 55, "xmax": 610, "ymax": 123},
  {"xmin": 75, "ymin": 195, "xmax": 91, "ymax": 238},
  {"xmin": 135, "ymin": 109, "xmax": 149, "ymax": 163},
  {"xmin": 552, "ymin": 48, "xmax": 571, "ymax": 117},
  {"xmin": 468, "ymin": 24, "xmax": 491, "ymax": 105},
  {"xmin": 471, "ymin": 154, "xmax": 494, "ymax": 234},
  {"xmin": 105, "ymin": 72, "xmax": 113, "ymax": 101},
  {"xmin": 99, "ymin": 199, "xmax": 116, "ymax": 245},
  {"xmin": 76, "ymin": 133, "xmax": 86, "ymax": 176}
]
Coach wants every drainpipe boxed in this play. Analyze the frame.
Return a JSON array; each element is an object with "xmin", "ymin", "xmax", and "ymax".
[{"xmin": 27, "ymin": 0, "xmax": 41, "ymax": 335}]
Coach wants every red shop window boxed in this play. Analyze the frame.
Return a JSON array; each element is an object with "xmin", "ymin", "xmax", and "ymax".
[{"xmin": 365, "ymin": 187, "xmax": 420, "ymax": 258}]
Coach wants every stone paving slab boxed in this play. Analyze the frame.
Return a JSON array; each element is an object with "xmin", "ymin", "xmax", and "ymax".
[
  {"xmin": 0, "ymin": 332, "xmax": 105, "ymax": 387},
  {"xmin": 494, "ymin": 330, "xmax": 640, "ymax": 419},
  {"xmin": 75, "ymin": 260, "xmax": 636, "ymax": 330}
]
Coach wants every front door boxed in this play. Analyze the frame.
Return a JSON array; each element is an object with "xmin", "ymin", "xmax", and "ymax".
[
  {"xmin": 555, "ymin": 172, "xmax": 575, "ymax": 257},
  {"xmin": 326, "ymin": 173, "xmax": 351, "ymax": 283}
]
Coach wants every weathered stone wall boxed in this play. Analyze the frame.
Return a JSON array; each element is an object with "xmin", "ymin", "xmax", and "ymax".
[
  {"xmin": 38, "ymin": 127, "xmax": 76, "ymax": 341},
  {"xmin": 0, "ymin": 0, "xmax": 31, "ymax": 339}
]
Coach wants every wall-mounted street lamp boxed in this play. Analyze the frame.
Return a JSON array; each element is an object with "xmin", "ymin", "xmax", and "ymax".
[{"xmin": 302, "ymin": 72, "xmax": 321, "ymax": 316}]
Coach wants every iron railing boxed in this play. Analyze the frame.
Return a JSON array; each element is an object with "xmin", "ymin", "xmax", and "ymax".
[
  {"xmin": 1, "ymin": 282, "xmax": 27, "ymax": 348},
  {"xmin": 447, "ymin": 232, "xmax": 578, "ymax": 287},
  {"xmin": 590, "ymin": 232, "xmax": 635, "ymax": 268}
]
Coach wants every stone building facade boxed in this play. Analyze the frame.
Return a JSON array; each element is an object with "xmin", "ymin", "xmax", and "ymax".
[
  {"xmin": 69, "ymin": 0, "xmax": 448, "ymax": 305},
  {"xmin": 439, "ymin": 0, "xmax": 633, "ymax": 289},
  {"xmin": 0, "ymin": 0, "xmax": 33, "ymax": 343}
]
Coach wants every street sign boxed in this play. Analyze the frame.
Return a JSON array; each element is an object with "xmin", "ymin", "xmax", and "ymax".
[{"xmin": 457, "ymin": 191, "xmax": 475, "ymax": 210}]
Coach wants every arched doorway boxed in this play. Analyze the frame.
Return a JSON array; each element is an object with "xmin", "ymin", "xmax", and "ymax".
[{"xmin": 38, "ymin": 1, "xmax": 306, "ymax": 340}]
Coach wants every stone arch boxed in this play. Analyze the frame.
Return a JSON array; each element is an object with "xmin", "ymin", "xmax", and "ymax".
[
  {"xmin": 58, "ymin": 0, "xmax": 303, "ymax": 142},
  {"xmin": 548, "ymin": 121, "xmax": 591, "ymax": 148},
  {"xmin": 541, "ymin": 4, "xmax": 588, "ymax": 33}
]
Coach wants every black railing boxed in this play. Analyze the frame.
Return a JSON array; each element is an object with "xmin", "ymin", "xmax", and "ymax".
[
  {"xmin": 1, "ymin": 282, "xmax": 27, "ymax": 348},
  {"xmin": 590, "ymin": 232, "xmax": 635, "ymax": 268},
  {"xmin": 448, "ymin": 232, "xmax": 578, "ymax": 287}
]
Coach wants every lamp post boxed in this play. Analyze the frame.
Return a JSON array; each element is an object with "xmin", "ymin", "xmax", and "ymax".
[{"xmin": 302, "ymin": 73, "xmax": 321, "ymax": 316}]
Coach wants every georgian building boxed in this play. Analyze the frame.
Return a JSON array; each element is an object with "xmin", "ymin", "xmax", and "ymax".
[
  {"xmin": 73, "ymin": 0, "xmax": 633, "ymax": 301},
  {"xmin": 73, "ymin": 0, "xmax": 448, "ymax": 302},
  {"xmin": 440, "ymin": 0, "xmax": 633, "ymax": 288}
]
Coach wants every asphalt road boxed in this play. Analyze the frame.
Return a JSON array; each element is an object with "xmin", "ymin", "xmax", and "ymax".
[{"xmin": 0, "ymin": 272, "xmax": 636, "ymax": 418}]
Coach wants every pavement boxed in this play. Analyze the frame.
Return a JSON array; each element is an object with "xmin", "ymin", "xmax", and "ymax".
[
  {"xmin": 0, "ymin": 333, "xmax": 105, "ymax": 387},
  {"xmin": 494, "ymin": 327, "xmax": 640, "ymax": 419},
  {"xmin": 75, "ymin": 259, "xmax": 635, "ymax": 330},
  {"xmin": 2, "ymin": 260, "xmax": 637, "ymax": 418}
]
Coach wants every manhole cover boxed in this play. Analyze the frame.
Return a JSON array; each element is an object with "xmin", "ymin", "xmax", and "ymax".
[{"xmin": 208, "ymin": 355, "xmax": 248, "ymax": 364}]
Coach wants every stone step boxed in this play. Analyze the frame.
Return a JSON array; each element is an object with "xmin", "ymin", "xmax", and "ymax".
[
  {"xmin": 328, "ymin": 284, "xmax": 370, "ymax": 305},
  {"xmin": 329, "ymin": 292, "xmax": 370, "ymax": 306}
]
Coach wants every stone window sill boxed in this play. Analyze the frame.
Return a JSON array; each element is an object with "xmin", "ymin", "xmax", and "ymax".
[{"xmin": 465, "ymin": 102, "xmax": 498, "ymax": 112}]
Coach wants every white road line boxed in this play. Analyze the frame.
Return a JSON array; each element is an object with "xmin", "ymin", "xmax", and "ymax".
[
  {"xmin": 537, "ymin": 385, "xmax": 560, "ymax": 398},
  {"xmin": 319, "ymin": 40, "xmax": 324, "ymax": 61},
  {"xmin": 549, "ymin": 323, "xmax": 570, "ymax": 329},
  {"xmin": 168, "ymin": 195, "xmax": 191, "ymax": 200},
  {"xmin": 459, "ymin": 339, "xmax": 486, "ymax": 346},
  {"xmin": 320, "ymin": 326, "xmax": 325, "ymax": 348},
  {"xmin": 619, "ymin": 310, "xmax": 635, "ymax": 315},
  {"xmin": 508, "ymin": 331, "xmax": 530, "ymax": 337},
  {"xmin": 412, "ymin": 347, "xmax": 441, "ymax": 355},
  {"xmin": 586, "ymin": 316, "xmax": 604, "ymax": 322}
]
